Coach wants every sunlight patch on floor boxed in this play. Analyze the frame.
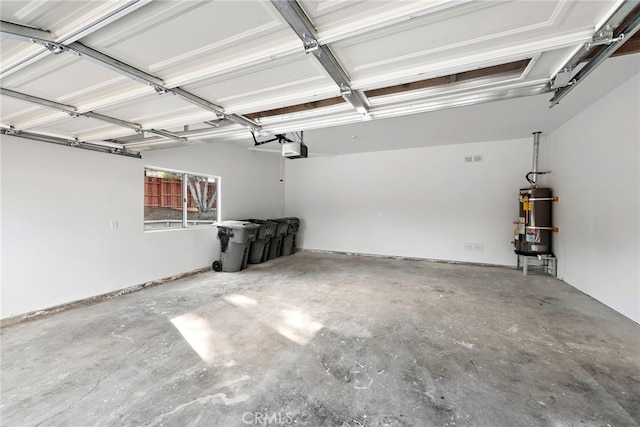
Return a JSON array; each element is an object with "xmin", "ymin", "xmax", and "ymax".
[
  {"xmin": 224, "ymin": 293, "xmax": 324, "ymax": 346},
  {"xmin": 224, "ymin": 294, "xmax": 257, "ymax": 308},
  {"xmin": 170, "ymin": 313, "xmax": 217, "ymax": 363},
  {"xmin": 276, "ymin": 308, "xmax": 324, "ymax": 345}
]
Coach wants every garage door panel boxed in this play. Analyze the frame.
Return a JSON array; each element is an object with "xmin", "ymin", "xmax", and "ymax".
[
  {"xmin": 0, "ymin": 95, "xmax": 47, "ymax": 124},
  {"xmin": 182, "ymin": 53, "xmax": 336, "ymax": 109},
  {"xmin": 29, "ymin": 115, "xmax": 120, "ymax": 137},
  {"xmin": 79, "ymin": 0, "xmax": 292, "ymax": 79},
  {"xmin": 1, "ymin": 53, "xmax": 142, "ymax": 104},
  {"xmin": 0, "ymin": 0, "xmax": 105, "ymax": 32},
  {"xmin": 301, "ymin": 0, "xmax": 464, "ymax": 39},
  {"xmin": 94, "ymin": 93, "xmax": 206, "ymax": 125},
  {"xmin": 332, "ymin": 2, "xmax": 566, "ymax": 76},
  {"xmin": 0, "ymin": 37, "xmax": 40, "ymax": 66}
]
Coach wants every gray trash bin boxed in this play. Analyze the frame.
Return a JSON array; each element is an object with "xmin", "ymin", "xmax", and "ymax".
[
  {"xmin": 242, "ymin": 219, "xmax": 277, "ymax": 264},
  {"xmin": 266, "ymin": 220, "xmax": 289, "ymax": 260},
  {"xmin": 214, "ymin": 221, "xmax": 259, "ymax": 272}
]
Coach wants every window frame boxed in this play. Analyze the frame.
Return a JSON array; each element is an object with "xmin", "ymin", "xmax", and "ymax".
[{"xmin": 144, "ymin": 166, "xmax": 221, "ymax": 231}]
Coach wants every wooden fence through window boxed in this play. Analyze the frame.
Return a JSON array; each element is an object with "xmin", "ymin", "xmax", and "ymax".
[{"xmin": 145, "ymin": 177, "xmax": 216, "ymax": 211}]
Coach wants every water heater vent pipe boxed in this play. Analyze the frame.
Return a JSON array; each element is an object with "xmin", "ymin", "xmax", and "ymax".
[
  {"xmin": 526, "ymin": 131, "xmax": 549, "ymax": 187},
  {"xmin": 532, "ymin": 131, "xmax": 541, "ymax": 185}
]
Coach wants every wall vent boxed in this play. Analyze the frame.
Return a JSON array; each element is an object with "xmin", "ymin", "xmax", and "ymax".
[
  {"xmin": 464, "ymin": 154, "xmax": 483, "ymax": 163},
  {"xmin": 464, "ymin": 243, "xmax": 484, "ymax": 251}
]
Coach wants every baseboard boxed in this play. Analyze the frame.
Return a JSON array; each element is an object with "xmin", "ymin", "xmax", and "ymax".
[
  {"xmin": 301, "ymin": 248, "xmax": 514, "ymax": 269},
  {"xmin": 0, "ymin": 267, "xmax": 210, "ymax": 329}
]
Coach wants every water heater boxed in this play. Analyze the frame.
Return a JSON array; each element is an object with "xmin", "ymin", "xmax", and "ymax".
[
  {"xmin": 514, "ymin": 132, "xmax": 557, "ymax": 256},
  {"xmin": 516, "ymin": 187, "xmax": 553, "ymax": 255}
]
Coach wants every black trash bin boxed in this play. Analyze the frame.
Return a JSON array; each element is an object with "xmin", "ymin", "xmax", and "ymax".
[
  {"xmin": 276, "ymin": 217, "xmax": 300, "ymax": 256},
  {"xmin": 266, "ymin": 220, "xmax": 289, "ymax": 260},
  {"xmin": 214, "ymin": 221, "xmax": 259, "ymax": 272},
  {"xmin": 242, "ymin": 219, "xmax": 277, "ymax": 264}
]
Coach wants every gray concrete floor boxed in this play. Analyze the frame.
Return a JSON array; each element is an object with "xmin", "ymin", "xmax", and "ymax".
[{"xmin": 1, "ymin": 251, "xmax": 639, "ymax": 427}]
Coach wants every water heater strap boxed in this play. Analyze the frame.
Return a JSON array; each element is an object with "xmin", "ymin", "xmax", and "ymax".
[
  {"xmin": 527, "ymin": 197, "xmax": 559, "ymax": 202},
  {"xmin": 525, "ymin": 226, "xmax": 559, "ymax": 232}
]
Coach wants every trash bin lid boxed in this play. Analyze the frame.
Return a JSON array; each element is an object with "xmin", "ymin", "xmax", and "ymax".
[
  {"xmin": 216, "ymin": 220, "xmax": 260, "ymax": 230},
  {"xmin": 268, "ymin": 220, "xmax": 289, "ymax": 234},
  {"xmin": 241, "ymin": 219, "xmax": 277, "ymax": 230},
  {"xmin": 216, "ymin": 220, "xmax": 260, "ymax": 244},
  {"xmin": 241, "ymin": 219, "xmax": 278, "ymax": 238}
]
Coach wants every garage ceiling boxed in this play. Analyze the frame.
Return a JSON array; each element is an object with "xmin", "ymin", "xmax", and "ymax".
[{"xmin": 1, "ymin": 0, "xmax": 639, "ymax": 157}]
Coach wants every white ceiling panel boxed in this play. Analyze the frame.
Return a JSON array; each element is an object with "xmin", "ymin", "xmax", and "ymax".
[
  {"xmin": 0, "ymin": 36, "xmax": 38, "ymax": 65},
  {"xmin": 183, "ymin": 52, "xmax": 337, "ymax": 113},
  {"xmin": 330, "ymin": 1, "xmax": 592, "ymax": 87},
  {"xmin": 76, "ymin": 1, "xmax": 305, "ymax": 88},
  {"xmin": 307, "ymin": 0, "xmax": 477, "ymax": 40},
  {"xmin": 0, "ymin": 0, "xmax": 148, "ymax": 44},
  {"xmin": 81, "ymin": 1, "xmax": 291, "ymax": 76},
  {"xmin": 1, "ymin": 94, "xmax": 44, "ymax": 122},
  {"xmin": 0, "ymin": 93, "xmax": 72, "ymax": 130},
  {"xmin": 1, "ymin": 0, "xmax": 102, "ymax": 31},
  {"xmin": 95, "ymin": 92, "xmax": 211, "ymax": 126},
  {"xmin": 525, "ymin": 48, "xmax": 580, "ymax": 80},
  {"xmin": 29, "ymin": 115, "xmax": 121, "ymax": 137},
  {"xmin": 1, "ymin": 52, "xmax": 143, "ymax": 103}
]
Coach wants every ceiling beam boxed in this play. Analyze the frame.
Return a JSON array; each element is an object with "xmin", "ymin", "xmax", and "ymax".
[
  {"xmin": 168, "ymin": 87, "xmax": 257, "ymax": 129},
  {"xmin": 124, "ymin": 78, "xmax": 552, "ymax": 150},
  {"xmin": 365, "ymin": 59, "xmax": 531, "ymax": 98},
  {"xmin": 0, "ymin": 20, "xmax": 261, "ymax": 132},
  {"xmin": 1, "ymin": 88, "xmax": 187, "ymax": 142},
  {"xmin": 246, "ymin": 97, "xmax": 345, "ymax": 120},
  {"xmin": 270, "ymin": 0, "xmax": 370, "ymax": 115},
  {"xmin": 0, "ymin": 127, "xmax": 141, "ymax": 158},
  {"xmin": 245, "ymin": 59, "xmax": 531, "ymax": 120},
  {"xmin": 1, "ymin": 87, "xmax": 78, "ymax": 114}
]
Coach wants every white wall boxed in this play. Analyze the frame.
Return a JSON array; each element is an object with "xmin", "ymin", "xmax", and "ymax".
[
  {"xmin": 1, "ymin": 137, "xmax": 283, "ymax": 318},
  {"xmin": 285, "ymin": 138, "xmax": 534, "ymax": 266},
  {"xmin": 3, "ymin": 79, "xmax": 637, "ymax": 324},
  {"xmin": 544, "ymin": 73, "xmax": 640, "ymax": 323}
]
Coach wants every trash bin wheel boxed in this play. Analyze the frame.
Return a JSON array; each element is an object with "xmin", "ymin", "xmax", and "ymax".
[{"xmin": 212, "ymin": 260, "xmax": 222, "ymax": 272}]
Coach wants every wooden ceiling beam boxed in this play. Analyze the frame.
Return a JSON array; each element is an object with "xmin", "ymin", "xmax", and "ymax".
[{"xmin": 247, "ymin": 59, "xmax": 530, "ymax": 120}]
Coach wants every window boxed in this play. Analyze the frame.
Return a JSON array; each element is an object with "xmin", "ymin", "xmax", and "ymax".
[{"xmin": 144, "ymin": 167, "xmax": 219, "ymax": 230}]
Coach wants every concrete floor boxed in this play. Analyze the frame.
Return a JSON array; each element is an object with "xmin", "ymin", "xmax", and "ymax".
[{"xmin": 1, "ymin": 251, "xmax": 639, "ymax": 426}]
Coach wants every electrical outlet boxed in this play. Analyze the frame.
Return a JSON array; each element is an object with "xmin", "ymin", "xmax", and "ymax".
[{"xmin": 110, "ymin": 220, "xmax": 119, "ymax": 230}]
